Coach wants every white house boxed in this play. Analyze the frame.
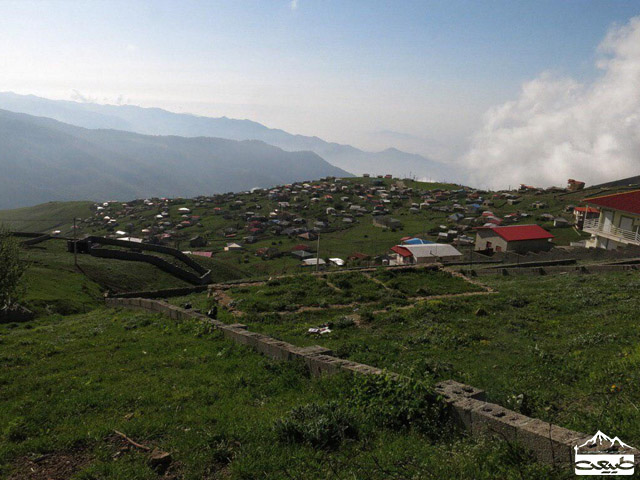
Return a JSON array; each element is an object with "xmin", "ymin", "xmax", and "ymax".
[
  {"xmin": 390, "ymin": 243, "xmax": 462, "ymax": 264},
  {"xmin": 583, "ymin": 190, "xmax": 640, "ymax": 249}
]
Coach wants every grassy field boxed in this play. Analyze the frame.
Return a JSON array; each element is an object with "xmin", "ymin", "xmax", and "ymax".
[
  {"xmin": 370, "ymin": 268, "xmax": 484, "ymax": 297},
  {"xmin": 0, "ymin": 308, "xmax": 560, "ymax": 479},
  {"xmin": 0, "ymin": 201, "xmax": 94, "ymax": 234},
  {"xmin": 217, "ymin": 270, "xmax": 640, "ymax": 448},
  {"xmin": 19, "ymin": 240, "xmax": 192, "ymax": 314}
]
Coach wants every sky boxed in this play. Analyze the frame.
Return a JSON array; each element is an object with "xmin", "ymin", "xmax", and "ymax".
[{"xmin": 1, "ymin": 0, "xmax": 640, "ymax": 186}]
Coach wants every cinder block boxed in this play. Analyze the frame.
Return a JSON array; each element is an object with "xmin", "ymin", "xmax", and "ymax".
[
  {"xmin": 228, "ymin": 323, "xmax": 248, "ymax": 330},
  {"xmin": 435, "ymin": 379, "xmax": 486, "ymax": 401},
  {"xmin": 450, "ymin": 397, "xmax": 478, "ymax": 430},
  {"xmin": 342, "ymin": 362, "xmax": 383, "ymax": 376},
  {"xmin": 470, "ymin": 401, "xmax": 532, "ymax": 442},
  {"xmin": 516, "ymin": 419, "xmax": 584, "ymax": 466},
  {"xmin": 298, "ymin": 345, "xmax": 333, "ymax": 357}
]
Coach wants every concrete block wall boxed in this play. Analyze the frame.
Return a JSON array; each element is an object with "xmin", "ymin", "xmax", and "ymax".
[
  {"xmin": 466, "ymin": 263, "xmax": 638, "ymax": 277},
  {"xmin": 106, "ymin": 296, "xmax": 615, "ymax": 467}
]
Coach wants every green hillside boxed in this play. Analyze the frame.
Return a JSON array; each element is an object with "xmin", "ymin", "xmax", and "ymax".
[{"xmin": 0, "ymin": 201, "xmax": 93, "ymax": 233}]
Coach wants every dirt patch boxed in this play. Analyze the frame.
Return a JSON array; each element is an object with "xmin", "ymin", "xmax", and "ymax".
[{"xmin": 9, "ymin": 448, "xmax": 92, "ymax": 480}]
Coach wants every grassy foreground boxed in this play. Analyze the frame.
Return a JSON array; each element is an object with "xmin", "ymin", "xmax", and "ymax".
[
  {"xmin": 0, "ymin": 308, "xmax": 562, "ymax": 479},
  {"xmin": 184, "ymin": 270, "xmax": 640, "ymax": 449}
]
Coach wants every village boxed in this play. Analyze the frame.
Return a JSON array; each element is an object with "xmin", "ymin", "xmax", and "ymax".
[{"xmin": 65, "ymin": 175, "xmax": 640, "ymax": 280}]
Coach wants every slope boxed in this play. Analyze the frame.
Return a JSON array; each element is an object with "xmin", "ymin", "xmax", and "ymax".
[{"xmin": 0, "ymin": 109, "xmax": 350, "ymax": 208}]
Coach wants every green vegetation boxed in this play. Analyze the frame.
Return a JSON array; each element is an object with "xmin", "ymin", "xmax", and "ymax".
[
  {"xmin": 229, "ymin": 275, "xmax": 339, "ymax": 312},
  {"xmin": 0, "ymin": 308, "xmax": 559, "ymax": 479},
  {"xmin": 0, "ymin": 201, "xmax": 93, "ymax": 234},
  {"xmin": 326, "ymin": 271, "xmax": 383, "ymax": 302},
  {"xmin": 371, "ymin": 267, "xmax": 483, "ymax": 297},
  {"xmin": 21, "ymin": 240, "xmax": 191, "ymax": 314},
  {"xmin": 238, "ymin": 270, "xmax": 640, "ymax": 448},
  {"xmin": 0, "ymin": 229, "xmax": 26, "ymax": 309}
]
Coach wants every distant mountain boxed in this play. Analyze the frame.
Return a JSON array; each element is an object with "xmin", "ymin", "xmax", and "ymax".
[
  {"xmin": 0, "ymin": 109, "xmax": 350, "ymax": 208},
  {"xmin": 0, "ymin": 92, "xmax": 454, "ymax": 180}
]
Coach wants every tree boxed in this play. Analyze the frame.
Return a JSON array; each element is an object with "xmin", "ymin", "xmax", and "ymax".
[{"xmin": 0, "ymin": 228, "xmax": 26, "ymax": 309}]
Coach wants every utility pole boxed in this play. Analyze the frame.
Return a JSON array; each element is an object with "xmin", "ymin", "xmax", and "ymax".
[
  {"xmin": 73, "ymin": 217, "xmax": 78, "ymax": 268},
  {"xmin": 316, "ymin": 233, "xmax": 320, "ymax": 272}
]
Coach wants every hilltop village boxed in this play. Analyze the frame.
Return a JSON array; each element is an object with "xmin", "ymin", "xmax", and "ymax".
[{"xmin": 67, "ymin": 175, "xmax": 639, "ymax": 277}]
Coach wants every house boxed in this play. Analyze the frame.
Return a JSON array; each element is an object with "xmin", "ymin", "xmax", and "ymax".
[
  {"xmin": 298, "ymin": 232, "xmax": 318, "ymax": 241},
  {"xmin": 567, "ymin": 179, "xmax": 585, "ymax": 191},
  {"xmin": 329, "ymin": 258, "xmax": 345, "ymax": 266},
  {"xmin": 291, "ymin": 250, "xmax": 314, "ymax": 260},
  {"xmin": 573, "ymin": 206, "xmax": 599, "ymax": 229},
  {"xmin": 302, "ymin": 258, "xmax": 326, "ymax": 267},
  {"xmin": 474, "ymin": 224, "xmax": 554, "ymax": 253},
  {"xmin": 553, "ymin": 217, "xmax": 570, "ymax": 228},
  {"xmin": 390, "ymin": 244, "xmax": 463, "ymax": 265},
  {"xmin": 224, "ymin": 242, "xmax": 244, "ymax": 251},
  {"xmin": 348, "ymin": 252, "xmax": 370, "ymax": 263},
  {"xmin": 583, "ymin": 190, "xmax": 640, "ymax": 249},
  {"xmin": 189, "ymin": 235, "xmax": 207, "ymax": 248}
]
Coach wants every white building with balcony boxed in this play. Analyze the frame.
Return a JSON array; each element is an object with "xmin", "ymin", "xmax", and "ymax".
[{"xmin": 583, "ymin": 190, "xmax": 640, "ymax": 249}]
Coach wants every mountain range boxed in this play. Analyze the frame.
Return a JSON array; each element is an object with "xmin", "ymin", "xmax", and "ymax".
[
  {"xmin": 0, "ymin": 92, "xmax": 454, "ymax": 181},
  {"xmin": 0, "ymin": 109, "xmax": 349, "ymax": 208}
]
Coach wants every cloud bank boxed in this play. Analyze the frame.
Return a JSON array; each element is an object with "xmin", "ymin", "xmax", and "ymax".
[{"xmin": 463, "ymin": 17, "xmax": 640, "ymax": 189}]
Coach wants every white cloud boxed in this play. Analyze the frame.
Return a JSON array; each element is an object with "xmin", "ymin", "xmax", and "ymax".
[
  {"xmin": 463, "ymin": 17, "xmax": 640, "ymax": 189},
  {"xmin": 290, "ymin": 0, "xmax": 298, "ymax": 11}
]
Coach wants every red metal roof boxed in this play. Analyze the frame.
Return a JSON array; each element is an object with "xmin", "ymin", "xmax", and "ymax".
[
  {"xmin": 479, "ymin": 224, "xmax": 554, "ymax": 242},
  {"xmin": 391, "ymin": 245, "xmax": 412, "ymax": 257},
  {"xmin": 585, "ymin": 190, "xmax": 640, "ymax": 216},
  {"xmin": 573, "ymin": 207, "xmax": 599, "ymax": 213}
]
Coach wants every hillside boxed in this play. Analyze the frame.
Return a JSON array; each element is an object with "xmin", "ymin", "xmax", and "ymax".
[
  {"xmin": 0, "ymin": 201, "xmax": 93, "ymax": 233},
  {"xmin": 0, "ymin": 92, "xmax": 454, "ymax": 180},
  {"xmin": 0, "ymin": 109, "xmax": 350, "ymax": 209}
]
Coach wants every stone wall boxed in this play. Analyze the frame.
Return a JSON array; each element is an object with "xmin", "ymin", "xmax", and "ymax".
[
  {"xmin": 106, "ymin": 296, "xmax": 607, "ymax": 467},
  {"xmin": 465, "ymin": 263, "xmax": 639, "ymax": 277}
]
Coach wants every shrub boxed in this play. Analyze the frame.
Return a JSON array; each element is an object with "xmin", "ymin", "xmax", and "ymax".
[
  {"xmin": 0, "ymin": 229, "xmax": 27, "ymax": 309},
  {"xmin": 274, "ymin": 401, "xmax": 359, "ymax": 449},
  {"xmin": 350, "ymin": 373, "xmax": 451, "ymax": 438}
]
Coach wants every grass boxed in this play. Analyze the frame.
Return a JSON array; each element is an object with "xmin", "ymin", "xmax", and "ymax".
[
  {"xmin": 237, "ymin": 270, "xmax": 640, "ymax": 448},
  {"xmin": 371, "ymin": 267, "xmax": 484, "ymax": 297},
  {"xmin": 0, "ymin": 201, "xmax": 94, "ymax": 234},
  {"xmin": 20, "ymin": 240, "xmax": 191, "ymax": 313},
  {"xmin": 228, "ymin": 275, "xmax": 341, "ymax": 312},
  {"xmin": 0, "ymin": 308, "xmax": 561, "ymax": 479}
]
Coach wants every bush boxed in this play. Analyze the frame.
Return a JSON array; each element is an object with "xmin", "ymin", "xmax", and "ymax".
[
  {"xmin": 0, "ymin": 230, "xmax": 26, "ymax": 309},
  {"xmin": 274, "ymin": 401, "xmax": 359, "ymax": 449},
  {"xmin": 350, "ymin": 373, "xmax": 451, "ymax": 438}
]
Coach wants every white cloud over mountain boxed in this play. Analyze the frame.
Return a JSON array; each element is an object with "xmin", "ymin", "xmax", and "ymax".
[{"xmin": 464, "ymin": 17, "xmax": 640, "ymax": 189}]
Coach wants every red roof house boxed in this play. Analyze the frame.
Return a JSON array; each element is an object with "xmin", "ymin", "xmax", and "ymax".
[
  {"xmin": 585, "ymin": 190, "xmax": 640, "ymax": 216},
  {"xmin": 583, "ymin": 190, "xmax": 640, "ymax": 249},
  {"xmin": 474, "ymin": 224, "xmax": 554, "ymax": 253}
]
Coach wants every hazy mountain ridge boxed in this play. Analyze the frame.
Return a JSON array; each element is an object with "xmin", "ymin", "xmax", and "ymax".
[
  {"xmin": 0, "ymin": 109, "xmax": 350, "ymax": 208},
  {"xmin": 0, "ymin": 92, "xmax": 454, "ymax": 180}
]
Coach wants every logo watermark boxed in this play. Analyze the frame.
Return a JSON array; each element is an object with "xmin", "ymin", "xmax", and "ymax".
[{"xmin": 574, "ymin": 431, "xmax": 635, "ymax": 476}]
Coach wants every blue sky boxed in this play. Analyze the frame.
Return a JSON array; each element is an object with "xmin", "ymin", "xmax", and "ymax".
[{"xmin": 1, "ymin": 0, "xmax": 639, "ymax": 159}]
